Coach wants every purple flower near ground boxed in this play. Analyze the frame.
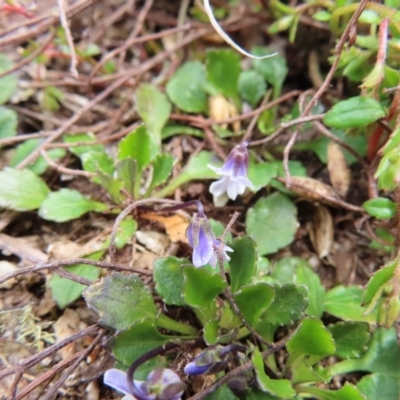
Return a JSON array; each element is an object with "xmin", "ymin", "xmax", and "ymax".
[
  {"xmin": 104, "ymin": 368, "xmax": 185, "ymax": 400},
  {"xmin": 209, "ymin": 142, "xmax": 253, "ymax": 205},
  {"xmin": 186, "ymin": 207, "xmax": 233, "ymax": 268}
]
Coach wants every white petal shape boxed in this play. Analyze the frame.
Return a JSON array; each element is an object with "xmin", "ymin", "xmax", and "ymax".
[
  {"xmin": 226, "ymin": 177, "xmax": 239, "ymax": 200},
  {"xmin": 210, "ymin": 176, "xmax": 229, "ymax": 197}
]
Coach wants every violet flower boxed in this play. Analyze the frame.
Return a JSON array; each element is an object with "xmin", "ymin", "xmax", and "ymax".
[
  {"xmin": 186, "ymin": 204, "xmax": 233, "ymax": 268},
  {"xmin": 209, "ymin": 142, "xmax": 253, "ymax": 206},
  {"xmin": 104, "ymin": 368, "xmax": 185, "ymax": 400}
]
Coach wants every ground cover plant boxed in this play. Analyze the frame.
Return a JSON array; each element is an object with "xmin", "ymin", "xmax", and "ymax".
[{"xmin": 1, "ymin": 0, "xmax": 400, "ymax": 399}]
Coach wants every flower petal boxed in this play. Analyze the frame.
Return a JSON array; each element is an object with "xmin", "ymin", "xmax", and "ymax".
[
  {"xmin": 226, "ymin": 178, "xmax": 239, "ymax": 200},
  {"xmin": 192, "ymin": 227, "xmax": 214, "ymax": 267},
  {"xmin": 210, "ymin": 176, "xmax": 229, "ymax": 197},
  {"xmin": 104, "ymin": 369, "xmax": 131, "ymax": 396}
]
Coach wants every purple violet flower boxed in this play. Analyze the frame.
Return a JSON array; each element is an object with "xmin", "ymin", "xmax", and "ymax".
[
  {"xmin": 186, "ymin": 206, "xmax": 233, "ymax": 268},
  {"xmin": 209, "ymin": 142, "xmax": 253, "ymax": 206},
  {"xmin": 104, "ymin": 368, "xmax": 185, "ymax": 400}
]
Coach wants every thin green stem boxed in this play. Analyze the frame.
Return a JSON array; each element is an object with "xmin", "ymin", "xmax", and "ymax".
[{"xmin": 157, "ymin": 314, "xmax": 198, "ymax": 336}]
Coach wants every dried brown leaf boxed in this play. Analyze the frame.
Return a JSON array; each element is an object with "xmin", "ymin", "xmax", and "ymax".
[
  {"xmin": 327, "ymin": 141, "xmax": 351, "ymax": 197},
  {"xmin": 309, "ymin": 205, "xmax": 334, "ymax": 258},
  {"xmin": 135, "ymin": 231, "xmax": 171, "ymax": 255},
  {"xmin": 53, "ymin": 308, "xmax": 80, "ymax": 360},
  {"xmin": 278, "ymin": 176, "xmax": 362, "ymax": 212},
  {"xmin": 140, "ymin": 212, "xmax": 189, "ymax": 243}
]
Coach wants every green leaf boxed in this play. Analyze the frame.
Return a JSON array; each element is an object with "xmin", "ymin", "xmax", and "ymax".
[
  {"xmin": 41, "ymin": 86, "xmax": 64, "ymax": 111},
  {"xmin": 203, "ymin": 320, "xmax": 219, "ymax": 345},
  {"xmin": 117, "ymin": 126, "xmax": 152, "ymax": 171},
  {"xmin": 134, "ymin": 83, "xmax": 171, "ymax": 156},
  {"xmin": 9, "ymin": 139, "xmax": 66, "ymax": 175},
  {"xmin": 357, "ymin": 373, "xmax": 400, "ymax": 400},
  {"xmin": 204, "ymin": 384, "xmax": 239, "ymax": 400},
  {"xmin": 270, "ymin": 258, "xmax": 325, "ymax": 317},
  {"xmin": 229, "ymin": 236, "xmax": 257, "ymax": 293},
  {"xmin": 363, "ymin": 262, "xmax": 396, "ymax": 307},
  {"xmin": 154, "ymin": 257, "xmax": 187, "ymax": 306},
  {"xmin": 324, "ymin": 285, "xmax": 377, "ymax": 323},
  {"xmin": 183, "ymin": 266, "xmax": 226, "ymax": 321},
  {"xmin": 0, "ymin": 107, "xmax": 17, "ymax": 139},
  {"xmin": 0, "ymin": 54, "xmax": 18, "ymax": 104},
  {"xmin": 323, "ymin": 96, "xmax": 386, "ymax": 129},
  {"xmin": 63, "ymin": 133, "xmax": 104, "ymax": 157},
  {"xmin": 294, "ymin": 261, "xmax": 325, "ymax": 318},
  {"xmin": 155, "ymin": 151, "xmax": 219, "ymax": 198},
  {"xmin": 206, "ymin": 49, "xmax": 241, "ymax": 102},
  {"xmin": 0, "ymin": 168, "xmax": 50, "ymax": 211},
  {"xmin": 302, "ymin": 384, "xmax": 365, "ymax": 400},
  {"xmin": 238, "ymin": 70, "xmax": 266, "ymax": 107},
  {"xmin": 248, "ymin": 162, "xmax": 278, "ymax": 192},
  {"xmin": 162, "ymin": 124, "xmax": 204, "ymax": 140},
  {"xmin": 291, "ymin": 361, "xmax": 331, "ymax": 385},
  {"xmin": 83, "ymin": 272, "xmax": 157, "ymax": 330},
  {"xmin": 96, "ymin": 172, "xmax": 124, "ymax": 204},
  {"xmin": 38, "ymin": 189, "xmax": 107, "ymax": 222},
  {"xmin": 49, "ymin": 252, "xmax": 102, "ymax": 309},
  {"xmin": 328, "ymin": 321, "xmax": 370, "ymax": 359},
  {"xmin": 253, "ymin": 348, "xmax": 296, "ymax": 399},
  {"xmin": 110, "ymin": 320, "xmax": 169, "ymax": 379},
  {"xmin": 362, "ymin": 197, "xmax": 397, "ymax": 219},
  {"xmin": 234, "ymin": 283, "xmax": 275, "ymax": 325},
  {"xmin": 149, "ymin": 154, "xmax": 174, "ymax": 192},
  {"xmin": 313, "ymin": 10, "xmax": 332, "ymax": 21},
  {"xmin": 287, "ymin": 318, "xmax": 336, "ymax": 364},
  {"xmin": 81, "ymin": 151, "xmax": 114, "ymax": 182},
  {"xmin": 246, "ymin": 193, "xmax": 298, "ymax": 256},
  {"xmin": 116, "ymin": 157, "xmax": 137, "ymax": 196},
  {"xmin": 114, "ymin": 216, "xmax": 137, "ymax": 249},
  {"xmin": 252, "ymin": 47, "xmax": 288, "ymax": 93},
  {"xmin": 330, "ymin": 328, "xmax": 400, "ymax": 377},
  {"xmin": 166, "ymin": 61, "xmax": 208, "ymax": 113},
  {"xmin": 248, "ymin": 387, "xmax": 283, "ymax": 400},
  {"xmin": 259, "ymin": 284, "xmax": 308, "ymax": 326}
]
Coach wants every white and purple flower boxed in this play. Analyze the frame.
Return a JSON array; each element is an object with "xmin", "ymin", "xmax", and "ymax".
[
  {"xmin": 104, "ymin": 368, "xmax": 185, "ymax": 400},
  {"xmin": 209, "ymin": 142, "xmax": 253, "ymax": 206},
  {"xmin": 186, "ymin": 209, "xmax": 233, "ymax": 268}
]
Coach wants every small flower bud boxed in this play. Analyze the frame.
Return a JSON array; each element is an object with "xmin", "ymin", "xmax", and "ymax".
[{"xmin": 184, "ymin": 346, "xmax": 228, "ymax": 376}]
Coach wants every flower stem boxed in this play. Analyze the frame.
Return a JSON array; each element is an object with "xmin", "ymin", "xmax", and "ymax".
[{"xmin": 157, "ymin": 314, "xmax": 198, "ymax": 336}]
